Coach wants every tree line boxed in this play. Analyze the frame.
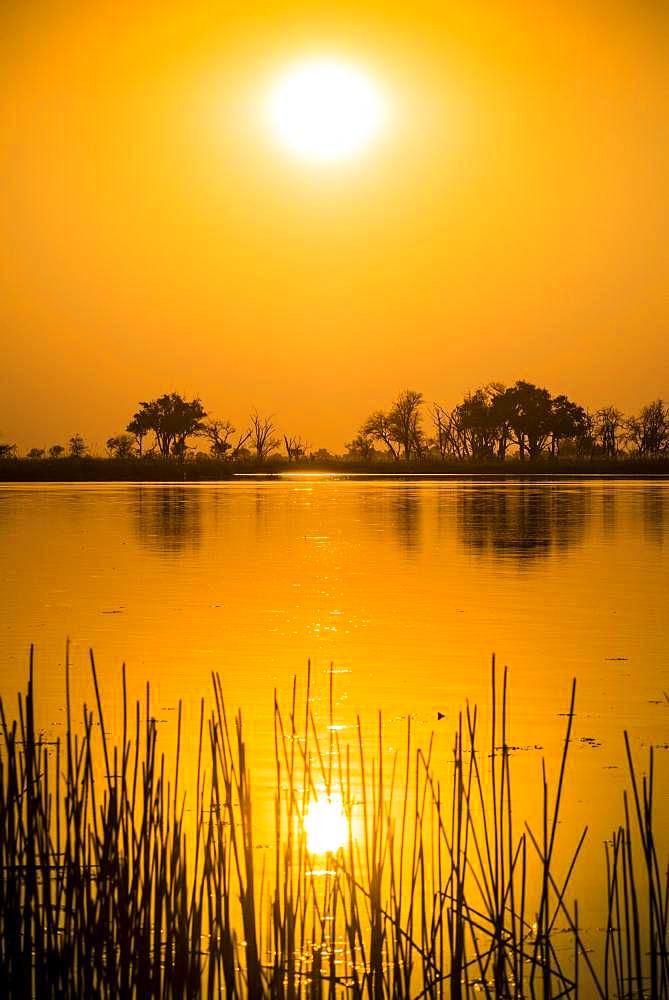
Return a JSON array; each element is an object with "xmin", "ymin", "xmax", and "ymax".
[
  {"xmin": 1, "ymin": 382, "xmax": 668, "ymax": 463},
  {"xmin": 347, "ymin": 383, "xmax": 669, "ymax": 462}
]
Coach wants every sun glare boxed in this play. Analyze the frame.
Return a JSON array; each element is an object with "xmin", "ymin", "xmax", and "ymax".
[
  {"xmin": 304, "ymin": 793, "xmax": 348, "ymax": 854},
  {"xmin": 267, "ymin": 57, "xmax": 385, "ymax": 163}
]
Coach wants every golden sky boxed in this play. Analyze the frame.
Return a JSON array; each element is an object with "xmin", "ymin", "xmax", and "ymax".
[{"xmin": 1, "ymin": 0, "xmax": 667, "ymax": 452}]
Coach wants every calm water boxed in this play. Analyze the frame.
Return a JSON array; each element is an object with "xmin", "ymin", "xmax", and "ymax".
[{"xmin": 1, "ymin": 477, "xmax": 668, "ymax": 937}]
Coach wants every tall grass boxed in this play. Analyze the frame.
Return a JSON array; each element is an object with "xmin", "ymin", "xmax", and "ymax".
[{"xmin": 0, "ymin": 649, "xmax": 666, "ymax": 998}]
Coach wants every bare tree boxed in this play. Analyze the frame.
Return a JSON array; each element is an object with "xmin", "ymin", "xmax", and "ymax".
[
  {"xmin": 431, "ymin": 403, "xmax": 467, "ymax": 459},
  {"xmin": 200, "ymin": 419, "xmax": 249, "ymax": 459},
  {"xmin": 360, "ymin": 392, "xmax": 426, "ymax": 460},
  {"xmin": 250, "ymin": 412, "xmax": 280, "ymax": 460},
  {"xmin": 202, "ymin": 419, "xmax": 235, "ymax": 457},
  {"xmin": 388, "ymin": 389, "xmax": 424, "ymax": 459},
  {"xmin": 202, "ymin": 419, "xmax": 252, "ymax": 459},
  {"xmin": 284, "ymin": 434, "xmax": 308, "ymax": 462},
  {"xmin": 595, "ymin": 406, "xmax": 624, "ymax": 457},
  {"xmin": 229, "ymin": 429, "xmax": 252, "ymax": 459},
  {"xmin": 361, "ymin": 411, "xmax": 400, "ymax": 460}
]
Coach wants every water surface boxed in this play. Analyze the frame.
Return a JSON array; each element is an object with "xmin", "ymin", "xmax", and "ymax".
[{"xmin": 1, "ymin": 478, "xmax": 668, "ymax": 934}]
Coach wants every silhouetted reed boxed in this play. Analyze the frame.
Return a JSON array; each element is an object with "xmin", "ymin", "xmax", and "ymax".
[{"xmin": 0, "ymin": 650, "xmax": 666, "ymax": 997}]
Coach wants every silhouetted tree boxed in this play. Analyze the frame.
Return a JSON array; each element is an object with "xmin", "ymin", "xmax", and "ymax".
[
  {"xmin": 126, "ymin": 408, "xmax": 154, "ymax": 456},
  {"xmin": 0, "ymin": 443, "xmax": 16, "ymax": 458},
  {"xmin": 495, "ymin": 381, "xmax": 553, "ymax": 460},
  {"xmin": 68, "ymin": 434, "xmax": 87, "ymax": 458},
  {"xmin": 595, "ymin": 406, "xmax": 624, "ymax": 457},
  {"xmin": 488, "ymin": 386, "xmax": 514, "ymax": 459},
  {"xmin": 250, "ymin": 412, "xmax": 280, "ymax": 460},
  {"xmin": 127, "ymin": 393, "xmax": 207, "ymax": 459},
  {"xmin": 430, "ymin": 382, "xmax": 587, "ymax": 462},
  {"xmin": 432, "ymin": 384, "xmax": 505, "ymax": 460},
  {"xmin": 388, "ymin": 389, "xmax": 424, "ymax": 459},
  {"xmin": 430, "ymin": 404, "xmax": 451, "ymax": 459},
  {"xmin": 48, "ymin": 444, "xmax": 65, "ymax": 459},
  {"xmin": 456, "ymin": 386, "xmax": 503, "ymax": 459},
  {"xmin": 548, "ymin": 394, "xmax": 587, "ymax": 457},
  {"xmin": 202, "ymin": 419, "xmax": 233, "ymax": 457},
  {"xmin": 430, "ymin": 402, "xmax": 467, "ymax": 459},
  {"xmin": 345, "ymin": 434, "xmax": 377, "ymax": 460},
  {"xmin": 229, "ymin": 432, "xmax": 252, "ymax": 459},
  {"xmin": 574, "ymin": 409, "xmax": 597, "ymax": 458},
  {"xmin": 27, "ymin": 448, "xmax": 45, "ymax": 459},
  {"xmin": 106, "ymin": 433, "xmax": 135, "ymax": 458},
  {"xmin": 284, "ymin": 434, "xmax": 308, "ymax": 462},
  {"xmin": 625, "ymin": 400, "xmax": 669, "ymax": 456},
  {"xmin": 361, "ymin": 411, "xmax": 400, "ymax": 460},
  {"xmin": 201, "ymin": 419, "xmax": 252, "ymax": 459}
]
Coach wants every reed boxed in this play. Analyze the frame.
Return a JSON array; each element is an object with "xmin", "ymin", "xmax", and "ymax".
[
  {"xmin": 602, "ymin": 734, "xmax": 669, "ymax": 1000},
  {"xmin": 0, "ymin": 648, "xmax": 666, "ymax": 998}
]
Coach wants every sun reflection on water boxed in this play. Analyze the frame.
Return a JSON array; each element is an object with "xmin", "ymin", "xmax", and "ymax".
[{"xmin": 304, "ymin": 792, "xmax": 348, "ymax": 855}]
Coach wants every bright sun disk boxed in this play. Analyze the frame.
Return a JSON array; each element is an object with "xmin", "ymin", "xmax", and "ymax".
[
  {"xmin": 304, "ymin": 794, "xmax": 348, "ymax": 854},
  {"xmin": 267, "ymin": 58, "xmax": 385, "ymax": 163}
]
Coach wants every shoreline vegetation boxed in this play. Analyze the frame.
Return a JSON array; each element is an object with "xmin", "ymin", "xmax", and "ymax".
[
  {"xmin": 1, "ymin": 651, "xmax": 667, "ymax": 998},
  {"xmin": 2, "ymin": 384, "xmax": 669, "ymax": 481},
  {"xmin": 2, "ymin": 453, "xmax": 669, "ymax": 482}
]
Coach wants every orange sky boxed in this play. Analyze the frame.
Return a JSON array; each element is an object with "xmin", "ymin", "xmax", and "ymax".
[{"xmin": 1, "ymin": 0, "xmax": 667, "ymax": 453}]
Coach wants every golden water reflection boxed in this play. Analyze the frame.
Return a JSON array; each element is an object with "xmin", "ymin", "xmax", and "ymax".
[
  {"xmin": 0, "ymin": 478, "xmax": 668, "ymax": 953},
  {"xmin": 457, "ymin": 482, "xmax": 588, "ymax": 557},
  {"xmin": 133, "ymin": 485, "xmax": 202, "ymax": 554}
]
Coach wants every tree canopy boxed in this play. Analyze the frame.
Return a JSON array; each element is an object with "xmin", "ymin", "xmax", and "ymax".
[
  {"xmin": 359, "ymin": 390, "xmax": 424, "ymax": 460},
  {"xmin": 127, "ymin": 393, "xmax": 207, "ymax": 459}
]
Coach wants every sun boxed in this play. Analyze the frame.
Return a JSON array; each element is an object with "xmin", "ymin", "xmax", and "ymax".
[
  {"xmin": 303, "ymin": 793, "xmax": 348, "ymax": 854},
  {"xmin": 267, "ymin": 57, "xmax": 385, "ymax": 163}
]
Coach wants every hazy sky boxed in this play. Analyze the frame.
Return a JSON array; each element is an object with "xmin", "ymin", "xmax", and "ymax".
[{"xmin": 1, "ymin": 1, "xmax": 667, "ymax": 452}]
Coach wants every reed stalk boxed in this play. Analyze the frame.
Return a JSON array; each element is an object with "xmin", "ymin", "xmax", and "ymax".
[{"xmin": 0, "ymin": 649, "xmax": 666, "ymax": 997}]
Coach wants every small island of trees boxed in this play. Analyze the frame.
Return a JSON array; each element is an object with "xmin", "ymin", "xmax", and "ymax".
[{"xmin": 1, "ymin": 380, "xmax": 668, "ymax": 479}]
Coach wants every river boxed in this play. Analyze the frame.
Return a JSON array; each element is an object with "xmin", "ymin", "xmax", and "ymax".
[{"xmin": 1, "ymin": 476, "xmax": 668, "ymax": 970}]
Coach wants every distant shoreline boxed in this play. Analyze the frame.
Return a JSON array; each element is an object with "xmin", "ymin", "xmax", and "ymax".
[{"xmin": 1, "ymin": 455, "xmax": 668, "ymax": 482}]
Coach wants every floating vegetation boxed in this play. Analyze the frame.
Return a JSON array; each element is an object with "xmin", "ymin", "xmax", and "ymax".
[{"xmin": 0, "ymin": 650, "xmax": 667, "ymax": 997}]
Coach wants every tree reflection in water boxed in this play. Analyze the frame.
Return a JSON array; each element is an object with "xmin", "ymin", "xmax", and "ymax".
[
  {"xmin": 642, "ymin": 484, "xmax": 666, "ymax": 545},
  {"xmin": 392, "ymin": 490, "xmax": 421, "ymax": 552},
  {"xmin": 133, "ymin": 486, "xmax": 202, "ymax": 555},
  {"xmin": 358, "ymin": 487, "xmax": 422, "ymax": 553},
  {"xmin": 457, "ymin": 483, "xmax": 588, "ymax": 559}
]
